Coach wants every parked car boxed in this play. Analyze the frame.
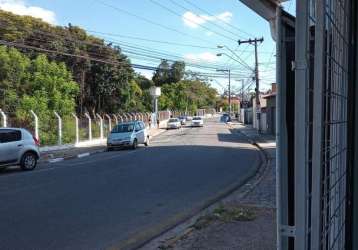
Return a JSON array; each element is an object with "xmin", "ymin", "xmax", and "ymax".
[
  {"xmin": 167, "ymin": 118, "xmax": 181, "ymax": 129},
  {"xmin": 186, "ymin": 116, "xmax": 193, "ymax": 121},
  {"xmin": 0, "ymin": 128, "xmax": 40, "ymax": 171},
  {"xmin": 191, "ymin": 116, "xmax": 204, "ymax": 127},
  {"xmin": 178, "ymin": 116, "xmax": 187, "ymax": 125},
  {"xmin": 107, "ymin": 121, "xmax": 149, "ymax": 150},
  {"xmin": 220, "ymin": 113, "xmax": 231, "ymax": 123}
]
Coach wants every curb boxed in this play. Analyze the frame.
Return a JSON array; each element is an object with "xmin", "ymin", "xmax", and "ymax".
[{"xmin": 43, "ymin": 148, "xmax": 105, "ymax": 164}]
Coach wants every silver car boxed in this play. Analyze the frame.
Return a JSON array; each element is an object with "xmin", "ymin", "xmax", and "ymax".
[
  {"xmin": 0, "ymin": 128, "xmax": 40, "ymax": 170},
  {"xmin": 107, "ymin": 121, "xmax": 149, "ymax": 150}
]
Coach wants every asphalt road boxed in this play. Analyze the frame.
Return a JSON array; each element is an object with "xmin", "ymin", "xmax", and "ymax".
[{"xmin": 0, "ymin": 119, "xmax": 259, "ymax": 250}]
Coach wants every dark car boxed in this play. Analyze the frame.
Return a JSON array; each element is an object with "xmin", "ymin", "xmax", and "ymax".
[{"xmin": 220, "ymin": 114, "xmax": 231, "ymax": 123}]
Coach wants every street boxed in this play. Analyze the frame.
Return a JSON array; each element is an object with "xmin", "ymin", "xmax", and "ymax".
[{"xmin": 0, "ymin": 119, "xmax": 259, "ymax": 250}]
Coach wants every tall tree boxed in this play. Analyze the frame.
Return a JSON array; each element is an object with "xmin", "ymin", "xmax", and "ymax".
[{"xmin": 152, "ymin": 59, "xmax": 171, "ymax": 86}]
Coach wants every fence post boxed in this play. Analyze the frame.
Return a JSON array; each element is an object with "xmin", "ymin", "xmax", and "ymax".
[
  {"xmin": 72, "ymin": 113, "xmax": 79, "ymax": 145},
  {"xmin": 96, "ymin": 114, "xmax": 104, "ymax": 139},
  {"xmin": 0, "ymin": 109, "xmax": 7, "ymax": 127},
  {"xmin": 84, "ymin": 113, "xmax": 92, "ymax": 141},
  {"xmin": 54, "ymin": 111, "xmax": 62, "ymax": 145},
  {"xmin": 105, "ymin": 114, "xmax": 112, "ymax": 133},
  {"xmin": 30, "ymin": 110, "xmax": 39, "ymax": 140},
  {"xmin": 113, "ymin": 114, "xmax": 118, "ymax": 125}
]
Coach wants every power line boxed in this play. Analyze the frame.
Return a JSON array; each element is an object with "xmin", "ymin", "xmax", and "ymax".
[
  {"xmin": 86, "ymin": 30, "xmax": 217, "ymax": 49},
  {"xmin": 166, "ymin": 0, "xmax": 246, "ymax": 40},
  {"xmin": 95, "ymin": 0, "xmax": 218, "ymax": 45},
  {"xmin": 148, "ymin": 0, "xmax": 237, "ymax": 42},
  {"xmin": 181, "ymin": 0, "xmax": 255, "ymax": 38},
  {"xmin": 0, "ymin": 21, "xmax": 250, "ymax": 73},
  {"xmin": 0, "ymin": 39, "xmax": 249, "ymax": 79}
]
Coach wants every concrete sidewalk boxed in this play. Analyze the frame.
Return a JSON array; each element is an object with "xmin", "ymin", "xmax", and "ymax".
[
  {"xmin": 40, "ymin": 127, "xmax": 167, "ymax": 163},
  {"xmin": 146, "ymin": 123, "xmax": 277, "ymax": 250}
]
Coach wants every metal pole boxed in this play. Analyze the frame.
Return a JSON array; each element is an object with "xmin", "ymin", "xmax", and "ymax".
[
  {"xmin": 294, "ymin": 0, "xmax": 310, "ymax": 248},
  {"xmin": 30, "ymin": 110, "xmax": 39, "ymax": 140},
  {"xmin": 96, "ymin": 114, "xmax": 104, "ymax": 139},
  {"xmin": 228, "ymin": 70, "xmax": 231, "ymax": 115},
  {"xmin": 72, "ymin": 113, "xmax": 79, "ymax": 145},
  {"xmin": 0, "ymin": 109, "xmax": 7, "ymax": 127},
  {"xmin": 84, "ymin": 113, "xmax": 92, "ymax": 141},
  {"xmin": 54, "ymin": 111, "xmax": 62, "ymax": 145}
]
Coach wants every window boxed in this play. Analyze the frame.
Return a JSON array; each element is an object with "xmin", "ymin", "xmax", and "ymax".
[
  {"xmin": 140, "ymin": 122, "xmax": 145, "ymax": 130},
  {"xmin": 0, "ymin": 130, "xmax": 22, "ymax": 143},
  {"xmin": 135, "ymin": 123, "xmax": 142, "ymax": 131}
]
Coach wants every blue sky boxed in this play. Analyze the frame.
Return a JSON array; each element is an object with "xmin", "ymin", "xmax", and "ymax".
[{"xmin": 0, "ymin": 0, "xmax": 294, "ymax": 92}]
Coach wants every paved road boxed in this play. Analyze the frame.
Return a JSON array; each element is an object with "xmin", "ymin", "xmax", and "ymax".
[{"xmin": 0, "ymin": 119, "xmax": 259, "ymax": 250}]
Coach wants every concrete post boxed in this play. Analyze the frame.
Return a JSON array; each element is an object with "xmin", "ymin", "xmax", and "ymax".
[
  {"xmin": 30, "ymin": 110, "xmax": 39, "ymax": 140},
  {"xmin": 0, "ymin": 109, "xmax": 7, "ymax": 127},
  {"xmin": 96, "ymin": 114, "xmax": 104, "ymax": 139},
  {"xmin": 54, "ymin": 111, "xmax": 62, "ymax": 145},
  {"xmin": 113, "ymin": 114, "xmax": 118, "ymax": 125},
  {"xmin": 84, "ymin": 113, "xmax": 92, "ymax": 141},
  {"xmin": 72, "ymin": 113, "xmax": 79, "ymax": 145},
  {"xmin": 105, "ymin": 114, "xmax": 112, "ymax": 134}
]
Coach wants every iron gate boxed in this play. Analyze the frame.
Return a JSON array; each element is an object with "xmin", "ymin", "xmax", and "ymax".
[{"xmin": 294, "ymin": 0, "xmax": 353, "ymax": 249}]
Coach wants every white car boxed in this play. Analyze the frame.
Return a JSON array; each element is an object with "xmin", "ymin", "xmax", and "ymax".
[
  {"xmin": 107, "ymin": 121, "xmax": 149, "ymax": 150},
  {"xmin": 191, "ymin": 117, "xmax": 204, "ymax": 127},
  {"xmin": 0, "ymin": 128, "xmax": 40, "ymax": 170},
  {"xmin": 167, "ymin": 118, "xmax": 181, "ymax": 129}
]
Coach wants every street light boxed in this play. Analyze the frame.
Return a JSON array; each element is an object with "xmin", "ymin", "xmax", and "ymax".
[
  {"xmin": 217, "ymin": 45, "xmax": 253, "ymax": 71},
  {"xmin": 216, "ymin": 68, "xmax": 231, "ymax": 115}
]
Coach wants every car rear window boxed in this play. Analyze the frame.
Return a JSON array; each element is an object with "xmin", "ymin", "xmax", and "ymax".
[
  {"xmin": 111, "ymin": 124, "xmax": 134, "ymax": 133},
  {"xmin": 0, "ymin": 130, "xmax": 22, "ymax": 143}
]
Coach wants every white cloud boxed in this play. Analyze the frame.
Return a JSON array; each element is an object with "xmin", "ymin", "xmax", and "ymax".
[
  {"xmin": 206, "ymin": 31, "xmax": 214, "ymax": 36},
  {"xmin": 182, "ymin": 11, "xmax": 233, "ymax": 29},
  {"xmin": 0, "ymin": 0, "xmax": 56, "ymax": 24},
  {"xmin": 184, "ymin": 52, "xmax": 218, "ymax": 63}
]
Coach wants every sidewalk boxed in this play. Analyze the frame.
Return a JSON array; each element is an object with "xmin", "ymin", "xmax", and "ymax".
[
  {"xmin": 40, "ymin": 127, "xmax": 167, "ymax": 163},
  {"xmin": 146, "ymin": 123, "xmax": 277, "ymax": 250}
]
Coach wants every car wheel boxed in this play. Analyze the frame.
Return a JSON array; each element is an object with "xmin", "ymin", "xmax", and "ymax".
[
  {"xmin": 132, "ymin": 139, "xmax": 138, "ymax": 150},
  {"xmin": 144, "ymin": 137, "xmax": 149, "ymax": 147},
  {"xmin": 20, "ymin": 152, "xmax": 37, "ymax": 171}
]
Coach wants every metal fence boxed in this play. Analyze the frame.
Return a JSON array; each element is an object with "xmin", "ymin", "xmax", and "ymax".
[
  {"xmin": 294, "ymin": 0, "xmax": 352, "ymax": 249},
  {"xmin": 0, "ymin": 109, "xmax": 171, "ymax": 147}
]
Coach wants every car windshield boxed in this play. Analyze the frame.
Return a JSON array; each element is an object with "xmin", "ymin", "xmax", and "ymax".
[
  {"xmin": 111, "ymin": 124, "xmax": 134, "ymax": 133},
  {"xmin": 193, "ymin": 117, "xmax": 202, "ymax": 120},
  {"xmin": 169, "ymin": 118, "xmax": 178, "ymax": 122}
]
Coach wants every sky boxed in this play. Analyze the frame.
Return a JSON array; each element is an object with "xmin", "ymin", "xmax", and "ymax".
[{"xmin": 0, "ymin": 0, "xmax": 295, "ymax": 93}]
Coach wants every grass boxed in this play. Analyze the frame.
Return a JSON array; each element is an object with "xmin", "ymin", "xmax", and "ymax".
[{"xmin": 192, "ymin": 205, "xmax": 257, "ymax": 230}]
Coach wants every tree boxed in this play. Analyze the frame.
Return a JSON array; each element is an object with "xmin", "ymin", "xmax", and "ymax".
[
  {"xmin": 169, "ymin": 61, "xmax": 185, "ymax": 83},
  {"xmin": 152, "ymin": 59, "xmax": 171, "ymax": 86}
]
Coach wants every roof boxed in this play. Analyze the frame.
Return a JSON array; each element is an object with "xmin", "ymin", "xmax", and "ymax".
[
  {"xmin": 262, "ymin": 92, "xmax": 277, "ymax": 99},
  {"xmin": 239, "ymin": 0, "xmax": 295, "ymax": 40},
  {"xmin": 239, "ymin": 0, "xmax": 285, "ymax": 21}
]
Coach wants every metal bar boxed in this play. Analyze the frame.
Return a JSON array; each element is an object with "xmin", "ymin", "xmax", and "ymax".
[
  {"xmin": 311, "ymin": 0, "xmax": 326, "ymax": 249},
  {"xmin": 275, "ymin": 6, "xmax": 288, "ymax": 250},
  {"xmin": 294, "ymin": 0, "xmax": 310, "ymax": 248}
]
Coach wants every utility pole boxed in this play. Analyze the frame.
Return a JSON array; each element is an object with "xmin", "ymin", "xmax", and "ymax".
[
  {"xmin": 217, "ymin": 69, "xmax": 231, "ymax": 115},
  {"xmin": 238, "ymin": 37, "xmax": 264, "ymax": 132}
]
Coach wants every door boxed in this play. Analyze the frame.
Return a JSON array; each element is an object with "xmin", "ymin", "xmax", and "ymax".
[
  {"xmin": 135, "ymin": 122, "xmax": 145, "ymax": 144},
  {"xmin": 0, "ymin": 129, "xmax": 22, "ymax": 165}
]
